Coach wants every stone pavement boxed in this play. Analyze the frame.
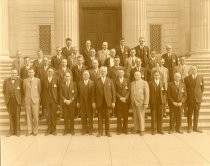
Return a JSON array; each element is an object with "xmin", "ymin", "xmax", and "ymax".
[{"xmin": 1, "ymin": 132, "xmax": 210, "ymax": 166}]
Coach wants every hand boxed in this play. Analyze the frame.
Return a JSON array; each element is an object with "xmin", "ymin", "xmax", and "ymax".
[
  {"xmin": 66, "ymin": 100, "xmax": 71, "ymax": 105},
  {"xmin": 92, "ymin": 102, "xmax": 96, "ymax": 109},
  {"xmin": 172, "ymin": 102, "xmax": 178, "ymax": 107},
  {"xmin": 144, "ymin": 104, "xmax": 148, "ymax": 109},
  {"xmin": 111, "ymin": 103, "xmax": 115, "ymax": 108},
  {"xmin": 120, "ymin": 97, "xmax": 126, "ymax": 103},
  {"xmin": 77, "ymin": 103, "xmax": 80, "ymax": 108}
]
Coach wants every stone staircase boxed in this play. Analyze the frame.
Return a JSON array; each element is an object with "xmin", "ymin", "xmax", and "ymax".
[{"xmin": 0, "ymin": 56, "xmax": 210, "ymax": 135}]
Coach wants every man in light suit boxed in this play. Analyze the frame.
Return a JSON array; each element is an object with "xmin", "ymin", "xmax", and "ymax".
[
  {"xmin": 124, "ymin": 48, "xmax": 137, "ymax": 79},
  {"xmin": 162, "ymin": 45, "xmax": 178, "ymax": 82},
  {"xmin": 168, "ymin": 72, "xmax": 187, "ymax": 134},
  {"xmin": 51, "ymin": 47, "xmax": 63, "ymax": 71},
  {"xmin": 42, "ymin": 67, "xmax": 60, "ymax": 136},
  {"xmin": 115, "ymin": 37, "xmax": 130, "ymax": 66},
  {"xmin": 77, "ymin": 70, "xmax": 95, "ymax": 135},
  {"xmin": 149, "ymin": 70, "xmax": 166, "ymax": 135},
  {"xmin": 95, "ymin": 66, "xmax": 116, "ymax": 137},
  {"xmin": 98, "ymin": 42, "xmax": 110, "ymax": 66},
  {"xmin": 62, "ymin": 38, "xmax": 73, "ymax": 59},
  {"xmin": 185, "ymin": 66, "xmax": 204, "ymax": 133},
  {"xmin": 131, "ymin": 71, "xmax": 149, "ymax": 136},
  {"xmin": 115, "ymin": 69, "xmax": 130, "ymax": 134},
  {"xmin": 23, "ymin": 68, "xmax": 41, "ymax": 136},
  {"xmin": 60, "ymin": 72, "xmax": 77, "ymax": 135},
  {"xmin": 20, "ymin": 56, "xmax": 32, "ymax": 79},
  {"xmin": 134, "ymin": 37, "xmax": 150, "ymax": 67},
  {"xmin": 3, "ymin": 68, "xmax": 23, "ymax": 137},
  {"xmin": 174, "ymin": 56, "xmax": 192, "ymax": 116}
]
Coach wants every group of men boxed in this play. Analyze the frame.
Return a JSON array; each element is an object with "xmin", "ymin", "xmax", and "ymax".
[{"xmin": 3, "ymin": 37, "xmax": 204, "ymax": 137}]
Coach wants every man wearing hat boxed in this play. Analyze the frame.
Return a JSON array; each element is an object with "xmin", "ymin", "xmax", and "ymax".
[{"xmin": 115, "ymin": 37, "xmax": 130, "ymax": 66}]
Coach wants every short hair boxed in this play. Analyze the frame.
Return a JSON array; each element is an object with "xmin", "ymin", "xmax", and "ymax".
[
  {"xmin": 135, "ymin": 58, "xmax": 141, "ymax": 62},
  {"xmin": 24, "ymin": 56, "xmax": 30, "ymax": 60},
  {"xmin": 83, "ymin": 70, "xmax": 90, "ymax": 75},
  {"xmin": 102, "ymin": 42, "xmax": 108, "ymax": 46},
  {"xmin": 153, "ymin": 69, "xmax": 161, "ymax": 75},
  {"xmin": 90, "ymin": 48, "xmax": 96, "ymax": 51},
  {"xmin": 65, "ymin": 71, "xmax": 72, "ymax": 76},
  {"xmin": 47, "ymin": 66, "xmax": 54, "ymax": 71},
  {"xmin": 100, "ymin": 66, "xmax": 107, "ymax": 72},
  {"xmin": 114, "ymin": 56, "xmax": 120, "ymax": 59},
  {"xmin": 37, "ymin": 50, "xmax": 43, "ymax": 53},
  {"xmin": 139, "ymin": 37, "xmax": 145, "ymax": 41},
  {"xmin": 66, "ymin": 38, "xmax": 72, "ymax": 42},
  {"xmin": 130, "ymin": 48, "xmax": 136, "ymax": 52},
  {"xmin": 166, "ymin": 45, "xmax": 172, "ymax": 49},
  {"xmin": 28, "ymin": 67, "xmax": 35, "ymax": 71},
  {"xmin": 119, "ymin": 37, "xmax": 125, "ymax": 41},
  {"xmin": 134, "ymin": 71, "xmax": 141, "ymax": 75},
  {"xmin": 179, "ymin": 56, "xmax": 185, "ymax": 60},
  {"xmin": 174, "ymin": 72, "xmax": 181, "ymax": 77},
  {"xmin": 77, "ymin": 55, "xmax": 84, "ymax": 60}
]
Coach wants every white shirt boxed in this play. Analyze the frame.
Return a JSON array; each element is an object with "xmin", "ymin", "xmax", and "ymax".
[
  {"xmin": 84, "ymin": 80, "xmax": 89, "ymax": 85},
  {"xmin": 48, "ymin": 77, "xmax": 52, "ymax": 83},
  {"xmin": 44, "ymin": 65, "xmax": 48, "ymax": 71},
  {"xmin": 155, "ymin": 79, "xmax": 159, "ymax": 85},
  {"xmin": 66, "ymin": 81, "xmax": 70, "ymax": 87},
  {"xmin": 101, "ymin": 77, "xmax": 106, "ymax": 84},
  {"xmin": 119, "ymin": 77, "xmax": 124, "ymax": 84},
  {"xmin": 110, "ymin": 57, "xmax": 114, "ymax": 67},
  {"xmin": 57, "ymin": 55, "xmax": 62, "ymax": 59},
  {"xmin": 175, "ymin": 81, "xmax": 179, "ymax": 86},
  {"xmin": 192, "ymin": 74, "xmax": 197, "ymax": 79}
]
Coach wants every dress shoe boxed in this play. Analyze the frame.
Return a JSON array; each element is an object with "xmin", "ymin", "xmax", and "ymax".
[
  {"xmin": 123, "ymin": 131, "xmax": 128, "ymax": 135},
  {"xmin": 63, "ymin": 131, "xmax": 68, "ymax": 135},
  {"xmin": 106, "ymin": 133, "xmax": 112, "ymax": 137},
  {"xmin": 26, "ymin": 133, "xmax": 32, "ymax": 136},
  {"xmin": 193, "ymin": 129, "xmax": 203, "ymax": 133},
  {"xmin": 163, "ymin": 114, "xmax": 168, "ymax": 118},
  {"xmin": 117, "ymin": 132, "xmax": 121, "ymax": 135},
  {"xmin": 151, "ymin": 131, "xmax": 156, "ymax": 135},
  {"xmin": 139, "ymin": 131, "xmax": 144, "ymax": 136},
  {"xmin": 52, "ymin": 131, "xmax": 57, "ymax": 136},
  {"xmin": 97, "ymin": 133, "xmax": 101, "ymax": 137},
  {"xmin": 16, "ymin": 133, "xmax": 20, "ymax": 137},
  {"xmin": 89, "ymin": 132, "xmax": 93, "ymax": 135},
  {"xmin": 45, "ymin": 132, "xmax": 50, "ymax": 136},
  {"xmin": 70, "ymin": 131, "xmax": 75, "ymax": 135},
  {"xmin": 132, "ymin": 130, "xmax": 139, "ymax": 134},
  {"xmin": 157, "ymin": 131, "xmax": 164, "ymax": 135},
  {"xmin": 187, "ymin": 129, "xmax": 192, "ymax": 133},
  {"xmin": 176, "ymin": 130, "xmax": 183, "ymax": 134},
  {"xmin": 168, "ymin": 130, "xmax": 174, "ymax": 134},
  {"xmin": 6, "ymin": 133, "xmax": 12, "ymax": 137},
  {"xmin": 33, "ymin": 133, "xmax": 37, "ymax": 136}
]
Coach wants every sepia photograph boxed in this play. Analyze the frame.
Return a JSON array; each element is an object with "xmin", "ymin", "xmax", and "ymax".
[{"xmin": 0, "ymin": 0, "xmax": 210, "ymax": 165}]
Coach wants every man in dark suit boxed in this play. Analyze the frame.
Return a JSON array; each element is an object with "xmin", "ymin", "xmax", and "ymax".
[
  {"xmin": 81, "ymin": 40, "xmax": 92, "ymax": 63},
  {"xmin": 95, "ymin": 66, "xmax": 116, "ymax": 137},
  {"xmin": 147, "ymin": 50, "xmax": 159, "ymax": 81},
  {"xmin": 84, "ymin": 48, "xmax": 100, "ymax": 69},
  {"xmin": 185, "ymin": 66, "xmax": 204, "ymax": 133},
  {"xmin": 33, "ymin": 50, "xmax": 44, "ymax": 77},
  {"xmin": 162, "ymin": 45, "xmax": 178, "ymax": 82},
  {"xmin": 115, "ymin": 37, "xmax": 130, "ymax": 66},
  {"xmin": 57, "ymin": 59, "xmax": 73, "ymax": 83},
  {"xmin": 168, "ymin": 72, "xmax": 187, "ymax": 134},
  {"xmin": 134, "ymin": 37, "xmax": 150, "ymax": 67},
  {"xmin": 42, "ymin": 67, "xmax": 60, "ymax": 136},
  {"xmin": 20, "ymin": 56, "xmax": 32, "ymax": 79},
  {"xmin": 62, "ymin": 38, "xmax": 73, "ymax": 59},
  {"xmin": 130, "ymin": 58, "xmax": 148, "ymax": 82},
  {"xmin": 77, "ymin": 70, "xmax": 95, "ymax": 135},
  {"xmin": 104, "ymin": 48, "xmax": 116, "ymax": 68},
  {"xmin": 114, "ymin": 69, "xmax": 130, "ymax": 134},
  {"xmin": 51, "ymin": 47, "xmax": 63, "ymax": 71},
  {"xmin": 89, "ymin": 59, "xmax": 101, "ymax": 82},
  {"xmin": 3, "ymin": 68, "xmax": 23, "ymax": 137},
  {"xmin": 60, "ymin": 71, "xmax": 77, "ymax": 135},
  {"xmin": 149, "ymin": 70, "xmax": 166, "ymax": 135}
]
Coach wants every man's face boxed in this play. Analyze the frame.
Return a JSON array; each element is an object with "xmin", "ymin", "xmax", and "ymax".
[
  {"xmin": 166, "ymin": 47, "xmax": 172, "ymax": 53},
  {"xmin": 47, "ymin": 69, "xmax": 54, "ymax": 77},
  {"xmin": 37, "ymin": 51, "xmax": 43, "ymax": 59},
  {"xmin": 65, "ymin": 73, "xmax": 71, "ymax": 82},
  {"xmin": 28, "ymin": 69, "xmax": 35, "ymax": 78},
  {"xmin": 130, "ymin": 50, "xmax": 136, "ymax": 57},
  {"xmin": 102, "ymin": 43, "xmax": 108, "ymax": 49},
  {"xmin": 150, "ymin": 52, "xmax": 156, "ymax": 58},
  {"xmin": 92, "ymin": 61, "xmax": 98, "ymax": 68},
  {"xmin": 110, "ymin": 49, "xmax": 116, "ymax": 57},
  {"xmin": 134, "ymin": 72, "xmax": 141, "ymax": 81},
  {"xmin": 191, "ymin": 66, "xmax": 198, "ymax": 75},
  {"xmin": 25, "ymin": 58, "xmax": 30, "ymax": 66},
  {"xmin": 86, "ymin": 41, "xmax": 91, "ymax": 47},
  {"xmin": 118, "ymin": 70, "xmax": 124, "ymax": 78},
  {"xmin": 120, "ymin": 40, "xmax": 125, "ymax": 46},
  {"xmin": 114, "ymin": 58, "xmax": 120, "ymax": 66},
  {"xmin": 57, "ymin": 48, "xmax": 62, "ymax": 55},
  {"xmin": 66, "ymin": 40, "xmax": 72, "ymax": 47},
  {"xmin": 100, "ymin": 69, "xmax": 107, "ymax": 77},
  {"xmin": 77, "ymin": 58, "xmax": 83, "ymax": 65},
  {"xmin": 43, "ymin": 58, "xmax": 49, "ymax": 66},
  {"xmin": 72, "ymin": 48, "xmax": 77, "ymax": 54},
  {"xmin": 180, "ymin": 58, "xmax": 185, "ymax": 65},
  {"xmin": 135, "ymin": 59, "xmax": 142, "ymax": 67},
  {"xmin": 174, "ymin": 73, "xmax": 181, "ymax": 82},
  {"xmin": 83, "ymin": 72, "xmax": 90, "ymax": 80},
  {"xmin": 139, "ymin": 39, "xmax": 144, "ymax": 45},
  {"xmin": 159, "ymin": 59, "xmax": 164, "ymax": 66},
  {"xmin": 154, "ymin": 72, "xmax": 160, "ymax": 80},
  {"xmin": 62, "ymin": 60, "xmax": 67, "ymax": 67},
  {"xmin": 11, "ymin": 70, "xmax": 18, "ymax": 79},
  {"xmin": 90, "ymin": 49, "xmax": 96, "ymax": 57}
]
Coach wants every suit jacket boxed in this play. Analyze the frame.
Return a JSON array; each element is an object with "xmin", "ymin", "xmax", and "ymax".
[
  {"xmin": 36, "ymin": 65, "xmax": 50, "ymax": 81},
  {"xmin": 98, "ymin": 49, "xmax": 110, "ymax": 65},
  {"xmin": 162, "ymin": 53, "xmax": 178, "ymax": 81},
  {"xmin": 62, "ymin": 47, "xmax": 73, "ymax": 59},
  {"xmin": 134, "ymin": 45, "xmax": 150, "ymax": 67},
  {"xmin": 41, "ymin": 76, "xmax": 60, "ymax": 104},
  {"xmin": 81, "ymin": 46, "xmax": 92, "ymax": 62},
  {"xmin": 3, "ymin": 77, "xmax": 23, "ymax": 105},
  {"xmin": 20, "ymin": 66, "xmax": 31, "ymax": 79},
  {"xmin": 60, "ymin": 81, "xmax": 77, "ymax": 106},
  {"xmin": 167, "ymin": 82, "xmax": 187, "ymax": 108},
  {"xmin": 108, "ymin": 66, "xmax": 124, "ymax": 82},
  {"xmin": 23, "ymin": 77, "xmax": 41, "ymax": 105},
  {"xmin": 33, "ymin": 59, "xmax": 44, "ymax": 77},
  {"xmin": 114, "ymin": 77, "xmax": 130, "ymax": 105},
  {"xmin": 104, "ymin": 57, "xmax": 115, "ymax": 68},
  {"xmin": 67, "ymin": 55, "xmax": 78, "ymax": 70},
  {"xmin": 147, "ymin": 57, "xmax": 159, "ymax": 70},
  {"xmin": 84, "ymin": 56, "xmax": 100, "ymax": 69},
  {"xmin": 130, "ymin": 80, "xmax": 149, "ymax": 106},
  {"xmin": 174, "ymin": 65, "xmax": 192, "ymax": 82},
  {"xmin": 151, "ymin": 66, "xmax": 169, "ymax": 90},
  {"xmin": 72, "ymin": 65, "xmax": 87, "ymax": 83},
  {"xmin": 51, "ymin": 55, "xmax": 63, "ymax": 71},
  {"xmin": 77, "ymin": 79, "xmax": 95, "ymax": 106},
  {"xmin": 57, "ymin": 68, "xmax": 73, "ymax": 83},
  {"xmin": 115, "ymin": 45, "xmax": 130, "ymax": 66},
  {"xmin": 184, "ymin": 74, "xmax": 204, "ymax": 104},
  {"xmin": 130, "ymin": 67, "xmax": 147, "ymax": 82},
  {"xmin": 149, "ymin": 80, "xmax": 166, "ymax": 105},
  {"xmin": 89, "ymin": 68, "xmax": 101, "ymax": 82},
  {"xmin": 124, "ymin": 56, "xmax": 136, "ymax": 77},
  {"xmin": 95, "ymin": 77, "xmax": 116, "ymax": 108}
]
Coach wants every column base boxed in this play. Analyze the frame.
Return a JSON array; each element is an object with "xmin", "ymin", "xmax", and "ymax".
[
  {"xmin": 0, "ymin": 53, "xmax": 12, "ymax": 62},
  {"xmin": 190, "ymin": 51, "xmax": 210, "ymax": 59}
]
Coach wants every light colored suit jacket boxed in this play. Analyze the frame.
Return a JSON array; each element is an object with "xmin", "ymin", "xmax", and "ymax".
[
  {"xmin": 23, "ymin": 77, "xmax": 41, "ymax": 105},
  {"xmin": 174, "ymin": 64, "xmax": 192, "ymax": 82},
  {"xmin": 124, "ymin": 56, "xmax": 136, "ymax": 77},
  {"xmin": 131, "ymin": 80, "xmax": 149, "ymax": 106},
  {"xmin": 98, "ymin": 49, "xmax": 110, "ymax": 65}
]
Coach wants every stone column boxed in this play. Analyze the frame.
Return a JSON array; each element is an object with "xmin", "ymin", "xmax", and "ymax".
[
  {"xmin": 54, "ymin": 0, "xmax": 79, "ymax": 48},
  {"xmin": 122, "ymin": 0, "xmax": 146, "ymax": 47},
  {"xmin": 0, "ymin": 0, "xmax": 10, "ymax": 59},
  {"xmin": 190, "ymin": 0, "xmax": 210, "ymax": 57}
]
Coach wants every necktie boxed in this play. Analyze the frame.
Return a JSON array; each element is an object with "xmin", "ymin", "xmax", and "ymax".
[{"xmin": 132, "ymin": 58, "xmax": 135, "ymax": 66}]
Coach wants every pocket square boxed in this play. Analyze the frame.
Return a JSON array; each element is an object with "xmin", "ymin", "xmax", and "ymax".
[{"xmin": 54, "ymin": 84, "xmax": 57, "ymax": 87}]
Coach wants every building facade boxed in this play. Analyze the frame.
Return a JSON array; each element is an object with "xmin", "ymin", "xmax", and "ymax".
[{"xmin": 0, "ymin": 0, "xmax": 210, "ymax": 59}]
